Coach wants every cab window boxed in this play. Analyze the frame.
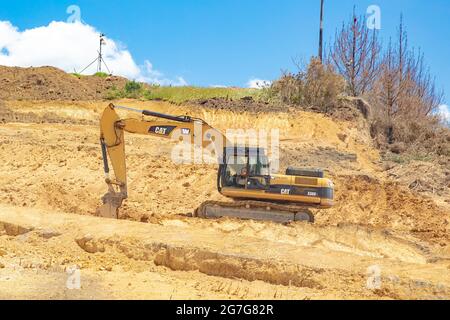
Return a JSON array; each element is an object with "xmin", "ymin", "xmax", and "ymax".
[
  {"xmin": 248, "ymin": 154, "xmax": 269, "ymax": 176},
  {"xmin": 224, "ymin": 155, "xmax": 248, "ymax": 188}
]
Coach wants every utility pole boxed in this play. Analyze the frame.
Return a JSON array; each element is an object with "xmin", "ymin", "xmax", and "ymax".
[
  {"xmin": 78, "ymin": 33, "xmax": 111, "ymax": 75},
  {"xmin": 98, "ymin": 33, "xmax": 106, "ymax": 73},
  {"xmin": 318, "ymin": 0, "xmax": 325, "ymax": 62}
]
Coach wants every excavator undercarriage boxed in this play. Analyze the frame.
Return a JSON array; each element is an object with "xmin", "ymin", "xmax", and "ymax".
[{"xmin": 195, "ymin": 200, "xmax": 314, "ymax": 223}]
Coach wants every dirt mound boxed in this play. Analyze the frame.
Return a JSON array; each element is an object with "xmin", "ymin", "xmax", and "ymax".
[
  {"xmin": 319, "ymin": 175, "xmax": 449, "ymax": 245},
  {"xmin": 0, "ymin": 66, "xmax": 127, "ymax": 101}
]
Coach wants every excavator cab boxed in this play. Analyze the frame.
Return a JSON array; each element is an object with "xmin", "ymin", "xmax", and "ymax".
[
  {"xmin": 219, "ymin": 147, "xmax": 271, "ymax": 190},
  {"xmin": 217, "ymin": 146, "xmax": 334, "ymax": 210},
  {"xmin": 196, "ymin": 146, "xmax": 333, "ymax": 222}
]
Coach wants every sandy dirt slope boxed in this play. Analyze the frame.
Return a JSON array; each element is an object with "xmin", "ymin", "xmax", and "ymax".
[
  {"xmin": 0, "ymin": 99, "xmax": 449, "ymax": 299},
  {"xmin": 0, "ymin": 205, "xmax": 448, "ymax": 300}
]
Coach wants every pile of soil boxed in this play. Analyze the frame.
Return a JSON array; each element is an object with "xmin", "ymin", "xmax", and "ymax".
[{"xmin": 0, "ymin": 66, "xmax": 127, "ymax": 101}]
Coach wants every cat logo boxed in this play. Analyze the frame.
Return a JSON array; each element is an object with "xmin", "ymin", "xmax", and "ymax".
[
  {"xmin": 149, "ymin": 126, "xmax": 176, "ymax": 136},
  {"xmin": 181, "ymin": 128, "xmax": 191, "ymax": 135},
  {"xmin": 281, "ymin": 188, "xmax": 291, "ymax": 195},
  {"xmin": 155, "ymin": 127, "xmax": 168, "ymax": 135}
]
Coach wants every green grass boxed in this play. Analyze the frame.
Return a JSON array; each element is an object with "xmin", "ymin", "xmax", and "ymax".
[
  {"xmin": 104, "ymin": 81, "xmax": 145, "ymax": 100},
  {"xmin": 94, "ymin": 72, "xmax": 109, "ymax": 78},
  {"xmin": 142, "ymin": 86, "xmax": 261, "ymax": 104},
  {"xmin": 71, "ymin": 72, "xmax": 109, "ymax": 78},
  {"xmin": 70, "ymin": 73, "xmax": 84, "ymax": 78},
  {"xmin": 105, "ymin": 83, "xmax": 263, "ymax": 103}
]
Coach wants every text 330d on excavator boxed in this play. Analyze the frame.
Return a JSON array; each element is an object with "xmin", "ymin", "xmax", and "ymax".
[{"xmin": 98, "ymin": 104, "xmax": 334, "ymax": 223}]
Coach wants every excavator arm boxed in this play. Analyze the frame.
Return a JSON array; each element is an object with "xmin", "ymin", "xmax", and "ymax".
[{"xmin": 98, "ymin": 103, "xmax": 228, "ymax": 218}]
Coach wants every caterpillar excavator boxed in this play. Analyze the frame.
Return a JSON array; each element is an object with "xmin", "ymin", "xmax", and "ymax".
[{"xmin": 98, "ymin": 104, "xmax": 334, "ymax": 223}]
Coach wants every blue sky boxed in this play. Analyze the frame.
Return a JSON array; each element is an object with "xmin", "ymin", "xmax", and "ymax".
[{"xmin": 0, "ymin": 0, "xmax": 449, "ymax": 103}]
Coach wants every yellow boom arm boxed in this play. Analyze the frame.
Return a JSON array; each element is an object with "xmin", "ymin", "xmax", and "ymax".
[{"xmin": 98, "ymin": 103, "xmax": 227, "ymax": 218}]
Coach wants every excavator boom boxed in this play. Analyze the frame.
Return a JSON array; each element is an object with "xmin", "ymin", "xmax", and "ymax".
[{"xmin": 98, "ymin": 103, "xmax": 228, "ymax": 218}]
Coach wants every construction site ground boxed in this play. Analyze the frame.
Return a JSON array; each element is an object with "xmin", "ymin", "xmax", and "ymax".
[{"xmin": 0, "ymin": 98, "xmax": 449, "ymax": 300}]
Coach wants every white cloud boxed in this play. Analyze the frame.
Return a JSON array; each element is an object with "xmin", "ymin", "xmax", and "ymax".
[
  {"xmin": 138, "ymin": 60, "xmax": 187, "ymax": 86},
  {"xmin": 0, "ymin": 20, "xmax": 186, "ymax": 86},
  {"xmin": 247, "ymin": 78, "xmax": 272, "ymax": 89},
  {"xmin": 438, "ymin": 104, "xmax": 450, "ymax": 124}
]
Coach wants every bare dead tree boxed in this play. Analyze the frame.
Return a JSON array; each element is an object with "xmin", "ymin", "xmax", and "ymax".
[
  {"xmin": 372, "ymin": 16, "xmax": 444, "ymax": 146},
  {"xmin": 373, "ymin": 39, "xmax": 402, "ymax": 143},
  {"xmin": 376, "ymin": 40, "xmax": 399, "ymax": 117},
  {"xmin": 394, "ymin": 16, "xmax": 443, "ymax": 117},
  {"xmin": 402, "ymin": 49, "xmax": 443, "ymax": 117},
  {"xmin": 330, "ymin": 12, "xmax": 381, "ymax": 97}
]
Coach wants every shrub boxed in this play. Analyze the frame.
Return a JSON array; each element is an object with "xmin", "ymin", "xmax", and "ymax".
[
  {"xmin": 269, "ymin": 58, "xmax": 346, "ymax": 113},
  {"xmin": 104, "ymin": 81, "xmax": 146, "ymax": 100},
  {"xmin": 104, "ymin": 85, "xmax": 124, "ymax": 100},
  {"xmin": 111, "ymin": 80, "xmax": 145, "ymax": 99},
  {"xmin": 125, "ymin": 80, "xmax": 143, "ymax": 93},
  {"xmin": 370, "ymin": 107, "xmax": 450, "ymax": 157}
]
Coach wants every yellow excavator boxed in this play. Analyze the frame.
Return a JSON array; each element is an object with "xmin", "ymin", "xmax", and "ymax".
[{"xmin": 98, "ymin": 104, "xmax": 334, "ymax": 223}]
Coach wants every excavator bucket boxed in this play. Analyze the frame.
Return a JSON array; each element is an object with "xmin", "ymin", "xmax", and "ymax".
[
  {"xmin": 96, "ymin": 188, "xmax": 125, "ymax": 219},
  {"xmin": 97, "ymin": 200, "xmax": 119, "ymax": 219}
]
